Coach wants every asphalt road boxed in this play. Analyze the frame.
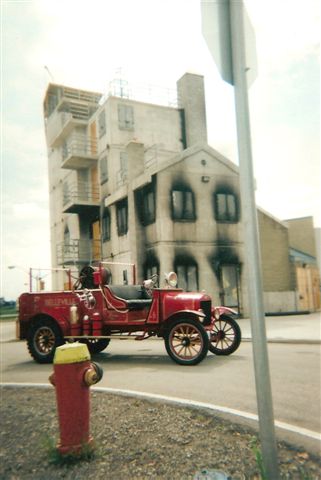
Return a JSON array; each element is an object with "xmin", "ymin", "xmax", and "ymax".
[{"xmin": 1, "ymin": 321, "xmax": 320, "ymax": 454}]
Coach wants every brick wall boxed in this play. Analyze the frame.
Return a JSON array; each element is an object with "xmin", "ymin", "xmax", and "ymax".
[{"xmin": 258, "ymin": 210, "xmax": 292, "ymax": 291}]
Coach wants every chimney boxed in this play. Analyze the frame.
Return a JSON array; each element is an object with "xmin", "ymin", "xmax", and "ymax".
[{"xmin": 177, "ymin": 73, "xmax": 208, "ymax": 148}]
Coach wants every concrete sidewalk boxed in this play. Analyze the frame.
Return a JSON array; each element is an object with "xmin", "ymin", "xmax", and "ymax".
[
  {"xmin": 1, "ymin": 312, "xmax": 320, "ymax": 344},
  {"xmin": 239, "ymin": 311, "xmax": 321, "ymax": 343}
]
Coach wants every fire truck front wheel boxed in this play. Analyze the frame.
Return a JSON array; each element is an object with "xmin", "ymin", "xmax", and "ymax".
[
  {"xmin": 164, "ymin": 318, "xmax": 209, "ymax": 366},
  {"xmin": 27, "ymin": 318, "xmax": 63, "ymax": 364}
]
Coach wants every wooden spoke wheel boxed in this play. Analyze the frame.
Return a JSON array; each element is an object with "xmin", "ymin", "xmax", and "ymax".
[
  {"xmin": 165, "ymin": 318, "xmax": 209, "ymax": 365},
  {"xmin": 209, "ymin": 315, "xmax": 241, "ymax": 355}
]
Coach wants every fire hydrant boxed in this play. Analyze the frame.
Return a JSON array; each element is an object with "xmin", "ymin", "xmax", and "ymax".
[{"xmin": 49, "ymin": 342, "xmax": 103, "ymax": 456}]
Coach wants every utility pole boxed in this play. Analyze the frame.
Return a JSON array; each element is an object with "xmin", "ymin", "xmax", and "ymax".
[{"xmin": 201, "ymin": 1, "xmax": 280, "ymax": 477}]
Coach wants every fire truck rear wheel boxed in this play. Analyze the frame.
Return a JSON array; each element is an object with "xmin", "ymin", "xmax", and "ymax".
[
  {"xmin": 80, "ymin": 338, "xmax": 110, "ymax": 354},
  {"xmin": 27, "ymin": 318, "xmax": 63, "ymax": 364},
  {"xmin": 164, "ymin": 318, "xmax": 209, "ymax": 366}
]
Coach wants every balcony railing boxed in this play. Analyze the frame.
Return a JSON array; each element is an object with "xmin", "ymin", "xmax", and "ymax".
[
  {"xmin": 116, "ymin": 169, "xmax": 128, "ymax": 188},
  {"xmin": 144, "ymin": 144, "xmax": 181, "ymax": 170},
  {"xmin": 59, "ymin": 87, "xmax": 102, "ymax": 105},
  {"xmin": 62, "ymin": 182, "xmax": 100, "ymax": 214},
  {"xmin": 56, "ymin": 239, "xmax": 101, "ymax": 265},
  {"xmin": 45, "ymin": 110, "xmax": 90, "ymax": 147},
  {"xmin": 107, "ymin": 79, "xmax": 179, "ymax": 108},
  {"xmin": 61, "ymin": 136, "xmax": 98, "ymax": 169}
]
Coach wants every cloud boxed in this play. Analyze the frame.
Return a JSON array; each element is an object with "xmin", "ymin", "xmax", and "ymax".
[
  {"xmin": 12, "ymin": 203, "xmax": 49, "ymax": 220},
  {"xmin": 245, "ymin": 0, "xmax": 320, "ymax": 67},
  {"xmin": 1, "ymin": 0, "xmax": 320, "ymax": 302}
]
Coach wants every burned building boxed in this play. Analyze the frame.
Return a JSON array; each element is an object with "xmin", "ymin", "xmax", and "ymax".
[{"xmin": 43, "ymin": 73, "xmax": 319, "ymax": 315}]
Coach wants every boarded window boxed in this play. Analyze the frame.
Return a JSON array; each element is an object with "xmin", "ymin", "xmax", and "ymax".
[
  {"xmin": 98, "ymin": 110, "xmax": 106, "ymax": 138},
  {"xmin": 118, "ymin": 104, "xmax": 134, "ymax": 130}
]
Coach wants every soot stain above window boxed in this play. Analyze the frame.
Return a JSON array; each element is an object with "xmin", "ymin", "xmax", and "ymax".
[{"xmin": 209, "ymin": 247, "xmax": 241, "ymax": 279}]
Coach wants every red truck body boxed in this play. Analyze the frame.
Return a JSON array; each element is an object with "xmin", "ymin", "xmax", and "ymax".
[{"xmin": 17, "ymin": 266, "xmax": 241, "ymax": 365}]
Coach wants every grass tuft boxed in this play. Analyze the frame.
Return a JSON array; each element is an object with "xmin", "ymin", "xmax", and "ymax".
[{"xmin": 43, "ymin": 436, "xmax": 97, "ymax": 466}]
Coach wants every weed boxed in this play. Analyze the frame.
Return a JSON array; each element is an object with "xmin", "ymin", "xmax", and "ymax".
[
  {"xmin": 250, "ymin": 437, "xmax": 267, "ymax": 480},
  {"xmin": 298, "ymin": 466, "xmax": 313, "ymax": 480},
  {"xmin": 43, "ymin": 435, "xmax": 97, "ymax": 466}
]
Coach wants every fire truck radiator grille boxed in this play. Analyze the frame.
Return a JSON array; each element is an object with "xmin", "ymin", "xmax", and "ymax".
[{"xmin": 200, "ymin": 300, "xmax": 211, "ymax": 326}]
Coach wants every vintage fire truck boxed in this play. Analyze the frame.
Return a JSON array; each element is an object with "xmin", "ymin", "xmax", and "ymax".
[{"xmin": 16, "ymin": 264, "xmax": 241, "ymax": 366}]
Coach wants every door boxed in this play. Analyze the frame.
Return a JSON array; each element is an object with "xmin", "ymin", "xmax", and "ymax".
[
  {"xmin": 296, "ymin": 266, "xmax": 318, "ymax": 311},
  {"xmin": 90, "ymin": 121, "xmax": 97, "ymax": 155},
  {"xmin": 219, "ymin": 264, "xmax": 241, "ymax": 310},
  {"xmin": 92, "ymin": 220, "xmax": 101, "ymax": 261},
  {"xmin": 91, "ymin": 166, "xmax": 99, "ymax": 202}
]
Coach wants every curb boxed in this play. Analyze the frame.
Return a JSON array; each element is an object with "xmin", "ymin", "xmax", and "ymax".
[
  {"xmin": 2, "ymin": 382, "xmax": 320, "ymax": 445},
  {"xmin": 242, "ymin": 338, "xmax": 321, "ymax": 345}
]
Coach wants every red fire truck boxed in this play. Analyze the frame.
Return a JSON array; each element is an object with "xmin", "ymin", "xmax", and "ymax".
[{"xmin": 16, "ymin": 264, "xmax": 241, "ymax": 366}]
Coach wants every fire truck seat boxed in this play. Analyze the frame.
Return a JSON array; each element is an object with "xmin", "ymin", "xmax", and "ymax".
[{"xmin": 107, "ymin": 285, "xmax": 152, "ymax": 310}]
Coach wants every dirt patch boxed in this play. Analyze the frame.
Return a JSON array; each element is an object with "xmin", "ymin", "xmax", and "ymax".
[{"xmin": 0, "ymin": 386, "xmax": 320, "ymax": 479}]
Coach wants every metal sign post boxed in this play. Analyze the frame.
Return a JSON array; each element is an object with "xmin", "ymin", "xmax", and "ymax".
[{"xmin": 201, "ymin": 1, "xmax": 280, "ymax": 477}]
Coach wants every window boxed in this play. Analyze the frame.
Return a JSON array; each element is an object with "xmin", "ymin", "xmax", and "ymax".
[
  {"xmin": 143, "ymin": 188, "xmax": 155, "ymax": 225},
  {"xmin": 171, "ymin": 188, "xmax": 195, "ymax": 221},
  {"xmin": 175, "ymin": 262, "xmax": 198, "ymax": 291},
  {"xmin": 98, "ymin": 110, "xmax": 106, "ymax": 138},
  {"xmin": 62, "ymin": 141, "xmax": 69, "ymax": 161},
  {"xmin": 62, "ymin": 182, "xmax": 70, "ymax": 205},
  {"xmin": 118, "ymin": 104, "xmax": 134, "ymax": 130},
  {"xmin": 136, "ymin": 180, "xmax": 156, "ymax": 226},
  {"xmin": 101, "ymin": 209, "xmax": 111, "ymax": 242},
  {"xmin": 214, "ymin": 192, "xmax": 238, "ymax": 223},
  {"xmin": 100, "ymin": 156, "xmax": 108, "ymax": 184},
  {"xmin": 64, "ymin": 226, "xmax": 70, "ymax": 245},
  {"xmin": 120, "ymin": 152, "xmax": 128, "ymax": 175},
  {"xmin": 146, "ymin": 264, "xmax": 159, "ymax": 279},
  {"xmin": 116, "ymin": 198, "xmax": 128, "ymax": 236}
]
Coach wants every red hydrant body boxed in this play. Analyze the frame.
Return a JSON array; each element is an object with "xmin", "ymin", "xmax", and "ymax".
[{"xmin": 49, "ymin": 343, "xmax": 103, "ymax": 455}]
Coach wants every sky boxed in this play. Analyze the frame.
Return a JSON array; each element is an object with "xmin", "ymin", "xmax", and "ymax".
[{"xmin": 1, "ymin": 0, "xmax": 320, "ymax": 300}]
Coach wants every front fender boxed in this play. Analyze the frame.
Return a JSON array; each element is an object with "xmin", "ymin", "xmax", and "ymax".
[
  {"xmin": 213, "ymin": 306, "xmax": 238, "ymax": 318},
  {"xmin": 164, "ymin": 310, "xmax": 206, "ymax": 331},
  {"xmin": 168, "ymin": 309, "xmax": 206, "ymax": 320}
]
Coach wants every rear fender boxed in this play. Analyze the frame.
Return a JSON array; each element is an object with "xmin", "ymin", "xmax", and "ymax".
[{"xmin": 24, "ymin": 313, "xmax": 67, "ymax": 338}]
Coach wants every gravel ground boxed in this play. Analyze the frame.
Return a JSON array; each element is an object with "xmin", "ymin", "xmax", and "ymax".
[{"xmin": 0, "ymin": 386, "xmax": 320, "ymax": 480}]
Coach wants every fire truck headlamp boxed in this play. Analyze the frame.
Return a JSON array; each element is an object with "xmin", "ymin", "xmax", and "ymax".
[{"xmin": 165, "ymin": 272, "xmax": 178, "ymax": 288}]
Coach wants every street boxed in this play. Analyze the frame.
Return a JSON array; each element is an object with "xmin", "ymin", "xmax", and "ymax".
[{"xmin": 1, "ymin": 319, "xmax": 320, "ymax": 454}]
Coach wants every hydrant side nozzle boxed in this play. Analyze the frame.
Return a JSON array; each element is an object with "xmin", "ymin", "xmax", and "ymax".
[
  {"xmin": 49, "ymin": 372, "xmax": 56, "ymax": 386},
  {"xmin": 84, "ymin": 362, "xmax": 103, "ymax": 387}
]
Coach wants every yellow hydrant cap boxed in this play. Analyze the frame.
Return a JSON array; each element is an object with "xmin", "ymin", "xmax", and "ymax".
[{"xmin": 54, "ymin": 342, "xmax": 90, "ymax": 364}]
